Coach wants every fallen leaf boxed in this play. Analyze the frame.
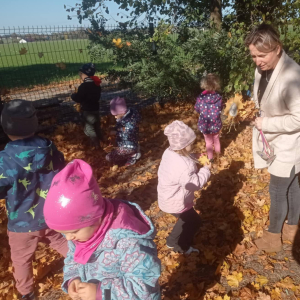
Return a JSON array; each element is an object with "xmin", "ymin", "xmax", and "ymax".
[{"xmin": 19, "ymin": 47, "xmax": 27, "ymax": 55}]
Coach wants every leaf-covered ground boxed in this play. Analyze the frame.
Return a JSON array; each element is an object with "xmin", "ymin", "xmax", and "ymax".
[{"xmin": 1, "ymin": 100, "xmax": 300, "ymax": 300}]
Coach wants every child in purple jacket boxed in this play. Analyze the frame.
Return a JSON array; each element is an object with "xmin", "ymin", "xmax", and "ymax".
[{"xmin": 194, "ymin": 74, "xmax": 223, "ymax": 162}]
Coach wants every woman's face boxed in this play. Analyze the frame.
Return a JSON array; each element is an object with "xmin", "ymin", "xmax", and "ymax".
[{"xmin": 249, "ymin": 44, "xmax": 281, "ymax": 71}]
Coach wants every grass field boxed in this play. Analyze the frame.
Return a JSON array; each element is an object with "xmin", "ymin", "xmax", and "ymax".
[{"xmin": 0, "ymin": 39, "xmax": 120, "ymax": 89}]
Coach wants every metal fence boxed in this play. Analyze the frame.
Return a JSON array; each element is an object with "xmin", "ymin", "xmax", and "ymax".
[{"xmin": 0, "ymin": 24, "xmax": 159, "ymax": 142}]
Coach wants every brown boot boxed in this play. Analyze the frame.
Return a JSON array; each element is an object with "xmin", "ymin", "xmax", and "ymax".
[
  {"xmin": 254, "ymin": 230, "xmax": 282, "ymax": 253},
  {"xmin": 282, "ymin": 223, "xmax": 298, "ymax": 242}
]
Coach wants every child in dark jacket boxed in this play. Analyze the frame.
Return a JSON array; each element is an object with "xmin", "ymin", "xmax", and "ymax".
[
  {"xmin": 44, "ymin": 159, "xmax": 161, "ymax": 300},
  {"xmin": 106, "ymin": 97, "xmax": 141, "ymax": 166},
  {"xmin": 194, "ymin": 73, "xmax": 223, "ymax": 162},
  {"xmin": 0, "ymin": 100, "xmax": 68, "ymax": 300},
  {"xmin": 71, "ymin": 63, "xmax": 102, "ymax": 149}
]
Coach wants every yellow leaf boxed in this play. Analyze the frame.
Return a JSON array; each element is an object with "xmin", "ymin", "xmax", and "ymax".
[
  {"xmin": 255, "ymin": 275, "xmax": 268, "ymax": 286},
  {"xmin": 198, "ymin": 154, "xmax": 210, "ymax": 165},
  {"xmin": 111, "ymin": 165, "xmax": 118, "ymax": 171},
  {"xmin": 262, "ymin": 204, "xmax": 270, "ymax": 213},
  {"xmin": 226, "ymin": 272, "xmax": 243, "ymax": 288},
  {"xmin": 224, "ymin": 295, "xmax": 230, "ymax": 300}
]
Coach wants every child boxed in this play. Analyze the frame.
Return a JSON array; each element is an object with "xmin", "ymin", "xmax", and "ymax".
[
  {"xmin": 44, "ymin": 159, "xmax": 161, "ymax": 300},
  {"xmin": 194, "ymin": 73, "xmax": 223, "ymax": 162},
  {"xmin": 71, "ymin": 63, "xmax": 102, "ymax": 149},
  {"xmin": 0, "ymin": 99, "xmax": 68, "ymax": 300},
  {"xmin": 157, "ymin": 120, "xmax": 211, "ymax": 254},
  {"xmin": 106, "ymin": 97, "xmax": 141, "ymax": 166}
]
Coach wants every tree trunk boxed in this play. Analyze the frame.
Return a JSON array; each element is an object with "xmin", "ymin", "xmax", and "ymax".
[{"xmin": 210, "ymin": 0, "xmax": 222, "ymax": 29}]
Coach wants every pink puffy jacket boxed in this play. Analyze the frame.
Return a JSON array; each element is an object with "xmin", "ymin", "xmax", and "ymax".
[{"xmin": 157, "ymin": 148, "xmax": 211, "ymax": 214}]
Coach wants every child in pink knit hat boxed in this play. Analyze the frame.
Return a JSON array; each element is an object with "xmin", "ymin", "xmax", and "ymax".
[
  {"xmin": 44, "ymin": 159, "xmax": 160, "ymax": 300},
  {"xmin": 106, "ymin": 97, "xmax": 141, "ymax": 166},
  {"xmin": 157, "ymin": 120, "xmax": 211, "ymax": 254}
]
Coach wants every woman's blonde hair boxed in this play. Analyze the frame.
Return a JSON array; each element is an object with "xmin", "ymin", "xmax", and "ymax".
[
  {"xmin": 200, "ymin": 73, "xmax": 221, "ymax": 92},
  {"xmin": 245, "ymin": 23, "xmax": 282, "ymax": 53}
]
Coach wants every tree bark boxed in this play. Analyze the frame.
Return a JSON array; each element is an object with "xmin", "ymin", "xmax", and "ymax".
[{"xmin": 210, "ymin": 0, "xmax": 222, "ymax": 29}]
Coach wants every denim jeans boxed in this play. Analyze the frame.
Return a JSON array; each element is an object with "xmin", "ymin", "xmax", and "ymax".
[{"xmin": 268, "ymin": 166, "xmax": 300, "ymax": 233}]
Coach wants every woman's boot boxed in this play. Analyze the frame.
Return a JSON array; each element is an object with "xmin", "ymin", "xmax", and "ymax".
[
  {"xmin": 254, "ymin": 230, "xmax": 282, "ymax": 253},
  {"xmin": 282, "ymin": 223, "xmax": 298, "ymax": 243}
]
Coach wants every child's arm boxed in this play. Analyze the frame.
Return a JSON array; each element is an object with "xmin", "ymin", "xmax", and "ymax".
[
  {"xmin": 98, "ymin": 239, "xmax": 161, "ymax": 300},
  {"xmin": 0, "ymin": 156, "xmax": 12, "ymax": 198},
  {"xmin": 179, "ymin": 166, "xmax": 211, "ymax": 191},
  {"xmin": 51, "ymin": 144, "xmax": 65, "ymax": 171},
  {"xmin": 71, "ymin": 85, "xmax": 85, "ymax": 103},
  {"xmin": 194, "ymin": 96, "xmax": 202, "ymax": 113},
  {"xmin": 62, "ymin": 242, "xmax": 82, "ymax": 293}
]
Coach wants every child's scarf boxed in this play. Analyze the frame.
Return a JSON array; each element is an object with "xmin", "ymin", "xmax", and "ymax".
[
  {"xmin": 74, "ymin": 198, "xmax": 114, "ymax": 264},
  {"xmin": 90, "ymin": 76, "xmax": 102, "ymax": 86}
]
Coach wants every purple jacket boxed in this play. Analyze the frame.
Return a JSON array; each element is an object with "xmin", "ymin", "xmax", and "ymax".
[{"xmin": 194, "ymin": 90, "xmax": 222, "ymax": 134}]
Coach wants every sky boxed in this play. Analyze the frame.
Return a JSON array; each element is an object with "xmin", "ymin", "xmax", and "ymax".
[{"xmin": 0, "ymin": 0, "xmax": 138, "ymax": 28}]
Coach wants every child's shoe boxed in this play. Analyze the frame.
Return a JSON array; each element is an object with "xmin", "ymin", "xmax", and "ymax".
[
  {"xmin": 125, "ymin": 152, "xmax": 141, "ymax": 166},
  {"xmin": 185, "ymin": 247, "xmax": 200, "ymax": 255},
  {"xmin": 21, "ymin": 292, "xmax": 36, "ymax": 300}
]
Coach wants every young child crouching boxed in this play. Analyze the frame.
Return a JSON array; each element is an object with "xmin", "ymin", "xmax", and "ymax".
[
  {"xmin": 44, "ymin": 159, "xmax": 161, "ymax": 300},
  {"xmin": 106, "ymin": 97, "xmax": 141, "ymax": 166}
]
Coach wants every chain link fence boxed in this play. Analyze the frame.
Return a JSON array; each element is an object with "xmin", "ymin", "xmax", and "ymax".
[{"xmin": 0, "ymin": 25, "xmax": 158, "ymax": 143}]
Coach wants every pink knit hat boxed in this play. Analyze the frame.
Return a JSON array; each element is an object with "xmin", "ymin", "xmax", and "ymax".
[
  {"xmin": 110, "ymin": 97, "xmax": 127, "ymax": 115},
  {"xmin": 164, "ymin": 120, "xmax": 196, "ymax": 150},
  {"xmin": 44, "ymin": 159, "xmax": 106, "ymax": 231}
]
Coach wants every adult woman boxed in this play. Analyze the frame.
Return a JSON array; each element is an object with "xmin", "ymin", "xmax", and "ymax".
[{"xmin": 246, "ymin": 24, "xmax": 300, "ymax": 252}]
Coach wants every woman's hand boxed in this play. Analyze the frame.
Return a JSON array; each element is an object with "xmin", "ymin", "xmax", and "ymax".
[
  {"xmin": 78, "ymin": 282, "xmax": 98, "ymax": 300},
  {"xmin": 68, "ymin": 279, "xmax": 81, "ymax": 300},
  {"xmin": 255, "ymin": 117, "xmax": 264, "ymax": 131}
]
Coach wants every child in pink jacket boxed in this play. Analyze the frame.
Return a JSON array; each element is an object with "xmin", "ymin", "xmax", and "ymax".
[{"xmin": 157, "ymin": 120, "xmax": 211, "ymax": 254}]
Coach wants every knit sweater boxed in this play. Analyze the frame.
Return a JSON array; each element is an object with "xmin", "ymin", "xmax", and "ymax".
[
  {"xmin": 157, "ymin": 148, "xmax": 210, "ymax": 214},
  {"xmin": 252, "ymin": 50, "xmax": 300, "ymax": 177},
  {"xmin": 71, "ymin": 77, "xmax": 101, "ymax": 112}
]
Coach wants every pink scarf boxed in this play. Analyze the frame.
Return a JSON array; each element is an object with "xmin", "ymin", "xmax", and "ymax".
[{"xmin": 73, "ymin": 198, "xmax": 115, "ymax": 264}]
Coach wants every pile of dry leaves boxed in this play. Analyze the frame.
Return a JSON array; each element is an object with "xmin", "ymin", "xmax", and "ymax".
[{"xmin": 1, "ymin": 99, "xmax": 300, "ymax": 300}]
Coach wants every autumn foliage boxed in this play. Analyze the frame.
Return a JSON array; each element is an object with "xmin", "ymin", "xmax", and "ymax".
[{"xmin": 1, "ymin": 99, "xmax": 300, "ymax": 300}]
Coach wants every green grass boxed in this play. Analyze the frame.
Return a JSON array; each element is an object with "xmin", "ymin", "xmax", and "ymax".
[{"xmin": 0, "ymin": 39, "xmax": 121, "ymax": 89}]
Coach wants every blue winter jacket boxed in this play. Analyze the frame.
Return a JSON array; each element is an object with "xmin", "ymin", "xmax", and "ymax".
[
  {"xmin": 115, "ymin": 109, "xmax": 141, "ymax": 150},
  {"xmin": 62, "ymin": 200, "xmax": 161, "ymax": 300},
  {"xmin": 0, "ymin": 136, "xmax": 65, "ymax": 232}
]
